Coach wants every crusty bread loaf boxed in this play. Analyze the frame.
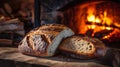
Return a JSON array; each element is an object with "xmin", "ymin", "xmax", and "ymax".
[
  {"xmin": 59, "ymin": 36, "xmax": 106, "ymax": 59},
  {"xmin": 18, "ymin": 24, "xmax": 74, "ymax": 57}
]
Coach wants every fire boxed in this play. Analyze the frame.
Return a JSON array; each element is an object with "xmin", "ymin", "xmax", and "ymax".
[
  {"xmin": 65, "ymin": 4, "xmax": 120, "ymax": 42},
  {"xmin": 87, "ymin": 15, "xmax": 101, "ymax": 23},
  {"xmin": 63, "ymin": 2, "xmax": 120, "ymax": 43},
  {"xmin": 87, "ymin": 6, "xmax": 101, "ymax": 23},
  {"xmin": 102, "ymin": 28, "xmax": 120, "ymax": 42},
  {"xmin": 102, "ymin": 11, "xmax": 112, "ymax": 26},
  {"xmin": 87, "ymin": 15, "xmax": 95, "ymax": 22},
  {"xmin": 85, "ymin": 6, "xmax": 114, "ymax": 36},
  {"xmin": 106, "ymin": 27, "xmax": 112, "ymax": 30},
  {"xmin": 95, "ymin": 18, "xmax": 101, "ymax": 23},
  {"xmin": 87, "ymin": 10, "xmax": 112, "ymax": 26}
]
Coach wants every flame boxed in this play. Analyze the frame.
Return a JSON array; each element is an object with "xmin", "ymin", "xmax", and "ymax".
[
  {"xmin": 67, "ymin": 5, "xmax": 120, "ymax": 41},
  {"xmin": 87, "ymin": 15, "xmax": 95, "ymax": 22},
  {"xmin": 87, "ymin": 10, "xmax": 112, "ymax": 25},
  {"xmin": 87, "ymin": 6, "xmax": 101, "ymax": 23},
  {"xmin": 102, "ymin": 11, "xmax": 112, "ymax": 25},
  {"xmin": 86, "ymin": 6, "xmax": 113, "ymax": 35},
  {"xmin": 95, "ymin": 17, "xmax": 101, "ymax": 23},
  {"xmin": 106, "ymin": 27, "xmax": 113, "ymax": 30},
  {"xmin": 87, "ymin": 15, "xmax": 101, "ymax": 23}
]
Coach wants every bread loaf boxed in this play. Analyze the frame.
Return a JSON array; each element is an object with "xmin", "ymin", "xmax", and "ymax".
[
  {"xmin": 59, "ymin": 36, "xmax": 106, "ymax": 59},
  {"xmin": 18, "ymin": 24, "xmax": 74, "ymax": 57}
]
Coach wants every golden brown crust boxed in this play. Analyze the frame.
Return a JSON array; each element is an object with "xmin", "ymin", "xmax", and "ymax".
[
  {"xmin": 18, "ymin": 24, "xmax": 73, "ymax": 57},
  {"xmin": 22, "ymin": 31, "xmax": 55, "ymax": 56},
  {"xmin": 18, "ymin": 35, "xmax": 49, "ymax": 56}
]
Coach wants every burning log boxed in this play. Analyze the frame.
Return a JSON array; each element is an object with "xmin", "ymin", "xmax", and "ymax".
[
  {"xmin": 86, "ymin": 21, "xmax": 120, "ymax": 29},
  {"xmin": 102, "ymin": 29, "xmax": 120, "ymax": 42},
  {"xmin": 85, "ymin": 29, "xmax": 94, "ymax": 37},
  {"xmin": 94, "ymin": 30, "xmax": 114, "ymax": 39}
]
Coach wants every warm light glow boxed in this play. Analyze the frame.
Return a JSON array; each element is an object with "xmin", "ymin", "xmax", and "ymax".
[
  {"xmin": 102, "ymin": 36, "xmax": 109, "ymax": 39},
  {"xmin": 102, "ymin": 29, "xmax": 120, "ymax": 39},
  {"xmin": 87, "ymin": 15, "xmax": 95, "ymax": 22},
  {"xmin": 102, "ymin": 11, "xmax": 112, "ymax": 25},
  {"xmin": 91, "ymin": 25, "xmax": 96, "ymax": 29},
  {"xmin": 87, "ymin": 15, "xmax": 101, "ymax": 23},
  {"xmin": 87, "ymin": 11, "xmax": 112, "ymax": 25},
  {"xmin": 101, "ymin": 26, "xmax": 106, "ymax": 30},
  {"xmin": 68, "ymin": 5, "xmax": 120, "ymax": 40},
  {"xmin": 86, "ymin": 8, "xmax": 113, "ymax": 35},
  {"xmin": 87, "ymin": 6, "xmax": 96, "ymax": 23},
  {"xmin": 114, "ymin": 23, "xmax": 120, "ymax": 28},
  {"xmin": 95, "ymin": 17, "xmax": 101, "ymax": 23},
  {"xmin": 106, "ymin": 27, "xmax": 113, "ymax": 30}
]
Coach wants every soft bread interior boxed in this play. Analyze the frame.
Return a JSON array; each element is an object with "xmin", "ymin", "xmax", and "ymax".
[
  {"xmin": 18, "ymin": 37, "xmax": 33, "ymax": 54},
  {"xmin": 59, "ymin": 36, "xmax": 96, "ymax": 55},
  {"xmin": 74, "ymin": 40, "xmax": 95, "ymax": 55},
  {"xmin": 31, "ymin": 35, "xmax": 47, "ymax": 52},
  {"xmin": 48, "ymin": 28, "xmax": 74, "ymax": 56}
]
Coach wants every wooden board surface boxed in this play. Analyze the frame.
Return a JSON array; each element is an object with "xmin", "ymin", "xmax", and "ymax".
[{"xmin": 0, "ymin": 47, "xmax": 119, "ymax": 67}]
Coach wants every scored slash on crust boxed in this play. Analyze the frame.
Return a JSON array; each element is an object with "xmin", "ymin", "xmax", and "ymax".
[{"xmin": 18, "ymin": 24, "xmax": 75, "ymax": 57}]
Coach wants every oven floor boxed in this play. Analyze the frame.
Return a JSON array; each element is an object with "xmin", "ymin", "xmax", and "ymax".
[{"xmin": 0, "ymin": 47, "xmax": 119, "ymax": 67}]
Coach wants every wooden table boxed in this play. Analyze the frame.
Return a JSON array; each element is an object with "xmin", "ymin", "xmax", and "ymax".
[{"xmin": 0, "ymin": 47, "xmax": 119, "ymax": 67}]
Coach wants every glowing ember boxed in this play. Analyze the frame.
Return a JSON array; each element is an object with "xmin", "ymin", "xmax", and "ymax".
[
  {"xmin": 91, "ymin": 25, "xmax": 96, "ymax": 29},
  {"xmin": 114, "ymin": 23, "xmax": 120, "ymax": 28},
  {"xmin": 102, "ymin": 29, "xmax": 120, "ymax": 42},
  {"xmin": 106, "ymin": 27, "xmax": 113, "ymax": 30}
]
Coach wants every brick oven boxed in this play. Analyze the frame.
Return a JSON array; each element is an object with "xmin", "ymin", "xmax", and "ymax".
[{"xmin": 57, "ymin": 0, "xmax": 120, "ymax": 48}]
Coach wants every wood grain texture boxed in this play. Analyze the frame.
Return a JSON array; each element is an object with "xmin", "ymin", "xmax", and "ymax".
[{"xmin": 0, "ymin": 47, "xmax": 110, "ymax": 67}]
